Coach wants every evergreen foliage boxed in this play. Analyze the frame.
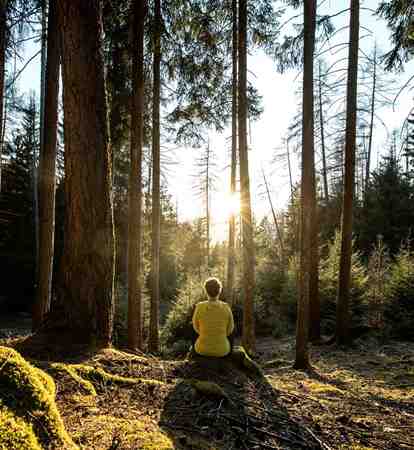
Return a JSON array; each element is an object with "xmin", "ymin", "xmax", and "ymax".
[{"xmin": 384, "ymin": 242, "xmax": 414, "ymax": 340}]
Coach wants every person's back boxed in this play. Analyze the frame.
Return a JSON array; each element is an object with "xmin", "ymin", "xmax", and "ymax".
[{"xmin": 192, "ymin": 278, "xmax": 234, "ymax": 358}]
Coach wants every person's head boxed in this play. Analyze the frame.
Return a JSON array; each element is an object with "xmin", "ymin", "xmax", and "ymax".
[{"xmin": 204, "ymin": 277, "xmax": 222, "ymax": 299}]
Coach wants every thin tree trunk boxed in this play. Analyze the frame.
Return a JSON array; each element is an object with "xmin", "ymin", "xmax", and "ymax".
[
  {"xmin": 318, "ymin": 61, "xmax": 329, "ymax": 202},
  {"xmin": 365, "ymin": 44, "xmax": 376, "ymax": 199},
  {"xmin": 226, "ymin": 0, "xmax": 237, "ymax": 306},
  {"xmin": 238, "ymin": 0, "xmax": 255, "ymax": 354},
  {"xmin": 149, "ymin": 0, "xmax": 161, "ymax": 353},
  {"xmin": 286, "ymin": 140, "xmax": 293, "ymax": 200},
  {"xmin": 206, "ymin": 139, "xmax": 210, "ymax": 270},
  {"xmin": 55, "ymin": 0, "xmax": 115, "ymax": 346},
  {"xmin": 294, "ymin": 0, "xmax": 316, "ymax": 370},
  {"xmin": 262, "ymin": 167, "xmax": 284, "ymax": 262},
  {"xmin": 33, "ymin": 0, "xmax": 60, "ymax": 331},
  {"xmin": 336, "ymin": 0, "xmax": 360, "ymax": 346},
  {"xmin": 0, "ymin": 1, "xmax": 6, "ymax": 193},
  {"xmin": 127, "ymin": 0, "xmax": 145, "ymax": 351},
  {"xmin": 309, "ymin": 191, "xmax": 320, "ymax": 342}
]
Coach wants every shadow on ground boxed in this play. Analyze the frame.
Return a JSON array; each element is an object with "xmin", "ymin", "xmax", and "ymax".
[{"xmin": 159, "ymin": 357, "xmax": 326, "ymax": 450}]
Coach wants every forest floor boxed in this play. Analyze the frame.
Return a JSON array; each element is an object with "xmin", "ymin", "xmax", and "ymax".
[{"xmin": 1, "ymin": 333, "xmax": 414, "ymax": 450}]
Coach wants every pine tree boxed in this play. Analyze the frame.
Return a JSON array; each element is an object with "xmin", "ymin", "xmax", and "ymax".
[
  {"xmin": 238, "ymin": 0, "xmax": 255, "ymax": 354},
  {"xmin": 127, "ymin": 0, "xmax": 146, "ymax": 351},
  {"xmin": 294, "ymin": 0, "xmax": 316, "ymax": 370},
  {"xmin": 53, "ymin": 0, "xmax": 115, "ymax": 346},
  {"xmin": 149, "ymin": 0, "xmax": 162, "ymax": 353},
  {"xmin": 336, "ymin": 0, "xmax": 360, "ymax": 346},
  {"xmin": 33, "ymin": 0, "xmax": 60, "ymax": 331}
]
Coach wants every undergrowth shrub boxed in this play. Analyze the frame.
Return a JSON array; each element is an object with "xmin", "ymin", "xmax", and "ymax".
[
  {"xmin": 160, "ymin": 277, "xmax": 204, "ymax": 355},
  {"xmin": 384, "ymin": 243, "xmax": 414, "ymax": 340},
  {"xmin": 319, "ymin": 231, "xmax": 368, "ymax": 333}
]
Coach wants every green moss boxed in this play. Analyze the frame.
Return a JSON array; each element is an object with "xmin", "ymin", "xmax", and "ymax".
[
  {"xmin": 79, "ymin": 415, "xmax": 174, "ymax": 450},
  {"xmin": 0, "ymin": 346, "xmax": 76, "ymax": 449},
  {"xmin": 70, "ymin": 364, "xmax": 164, "ymax": 389},
  {"xmin": 0, "ymin": 404, "xmax": 41, "ymax": 450},
  {"xmin": 50, "ymin": 363, "xmax": 97, "ymax": 396}
]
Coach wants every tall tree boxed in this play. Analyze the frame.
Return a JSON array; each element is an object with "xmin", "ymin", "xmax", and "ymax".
[
  {"xmin": 54, "ymin": 0, "xmax": 115, "ymax": 346},
  {"xmin": 0, "ymin": 0, "xmax": 6, "ymax": 192},
  {"xmin": 127, "ymin": 0, "xmax": 146, "ymax": 351},
  {"xmin": 33, "ymin": 0, "xmax": 60, "ymax": 330},
  {"xmin": 295, "ymin": 0, "xmax": 316, "ymax": 369},
  {"xmin": 336, "ymin": 0, "xmax": 360, "ymax": 346},
  {"xmin": 226, "ymin": 0, "xmax": 237, "ymax": 306},
  {"xmin": 238, "ymin": 0, "xmax": 255, "ymax": 353},
  {"xmin": 149, "ymin": 0, "xmax": 161, "ymax": 353}
]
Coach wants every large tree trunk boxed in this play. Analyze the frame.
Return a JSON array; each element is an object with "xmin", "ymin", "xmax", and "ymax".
[
  {"xmin": 55, "ymin": 0, "xmax": 115, "ymax": 346},
  {"xmin": 226, "ymin": 0, "xmax": 237, "ymax": 306},
  {"xmin": 149, "ymin": 0, "xmax": 161, "ymax": 353},
  {"xmin": 294, "ymin": 0, "xmax": 316, "ymax": 370},
  {"xmin": 238, "ymin": 0, "xmax": 255, "ymax": 353},
  {"xmin": 0, "ymin": 1, "xmax": 6, "ymax": 193},
  {"xmin": 127, "ymin": 0, "xmax": 145, "ymax": 351},
  {"xmin": 336, "ymin": 0, "xmax": 360, "ymax": 346},
  {"xmin": 33, "ymin": 0, "xmax": 60, "ymax": 331}
]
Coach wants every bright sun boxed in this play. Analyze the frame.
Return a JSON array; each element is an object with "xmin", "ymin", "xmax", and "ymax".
[{"xmin": 212, "ymin": 192, "xmax": 240, "ymax": 224}]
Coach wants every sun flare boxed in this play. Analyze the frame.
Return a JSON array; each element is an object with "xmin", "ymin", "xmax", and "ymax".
[{"xmin": 213, "ymin": 192, "xmax": 240, "ymax": 224}]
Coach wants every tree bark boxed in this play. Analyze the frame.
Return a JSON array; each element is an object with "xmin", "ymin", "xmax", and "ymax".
[
  {"xmin": 149, "ymin": 0, "xmax": 161, "ymax": 353},
  {"xmin": 127, "ymin": 0, "xmax": 146, "ymax": 351},
  {"xmin": 294, "ymin": 0, "xmax": 316, "ymax": 370},
  {"xmin": 0, "ymin": 1, "xmax": 6, "ymax": 193},
  {"xmin": 336, "ymin": 0, "xmax": 360, "ymax": 346},
  {"xmin": 238, "ymin": 0, "xmax": 255, "ymax": 353},
  {"xmin": 55, "ymin": 0, "xmax": 115, "ymax": 346},
  {"xmin": 226, "ymin": 0, "xmax": 237, "ymax": 306},
  {"xmin": 33, "ymin": 0, "xmax": 60, "ymax": 331}
]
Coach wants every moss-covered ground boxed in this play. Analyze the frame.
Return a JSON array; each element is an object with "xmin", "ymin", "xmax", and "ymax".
[{"xmin": 0, "ymin": 336, "xmax": 413, "ymax": 449}]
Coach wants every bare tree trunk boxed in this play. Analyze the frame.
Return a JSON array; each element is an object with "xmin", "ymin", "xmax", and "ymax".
[
  {"xmin": 149, "ymin": 0, "xmax": 161, "ymax": 353},
  {"xmin": 239, "ymin": 0, "xmax": 255, "ymax": 353},
  {"xmin": 286, "ymin": 140, "xmax": 293, "ymax": 200},
  {"xmin": 365, "ymin": 44, "xmax": 376, "ymax": 200},
  {"xmin": 55, "ymin": 0, "xmax": 115, "ymax": 346},
  {"xmin": 336, "ymin": 0, "xmax": 360, "ymax": 346},
  {"xmin": 226, "ymin": 0, "xmax": 237, "ymax": 306},
  {"xmin": 318, "ymin": 61, "xmax": 329, "ymax": 202},
  {"xmin": 33, "ymin": 0, "xmax": 60, "ymax": 331},
  {"xmin": 294, "ymin": 0, "xmax": 316, "ymax": 370},
  {"xmin": 262, "ymin": 167, "xmax": 284, "ymax": 263},
  {"xmin": 206, "ymin": 139, "xmax": 210, "ymax": 270},
  {"xmin": 127, "ymin": 0, "xmax": 146, "ymax": 351},
  {"xmin": 0, "ymin": 1, "xmax": 6, "ymax": 193}
]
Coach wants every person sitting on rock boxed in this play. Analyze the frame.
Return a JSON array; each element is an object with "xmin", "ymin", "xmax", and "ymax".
[{"xmin": 192, "ymin": 277, "xmax": 234, "ymax": 358}]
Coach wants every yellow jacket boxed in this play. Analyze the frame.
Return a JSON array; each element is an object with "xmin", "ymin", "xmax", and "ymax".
[{"xmin": 192, "ymin": 300, "xmax": 234, "ymax": 357}]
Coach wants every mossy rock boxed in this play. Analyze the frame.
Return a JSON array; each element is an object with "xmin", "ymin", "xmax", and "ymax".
[
  {"xmin": 0, "ymin": 346, "xmax": 76, "ymax": 449},
  {"xmin": 0, "ymin": 404, "xmax": 41, "ymax": 450}
]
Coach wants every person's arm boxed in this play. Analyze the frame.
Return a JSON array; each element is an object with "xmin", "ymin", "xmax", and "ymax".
[
  {"xmin": 192, "ymin": 304, "xmax": 200, "ymax": 334},
  {"xmin": 227, "ymin": 305, "xmax": 234, "ymax": 336}
]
